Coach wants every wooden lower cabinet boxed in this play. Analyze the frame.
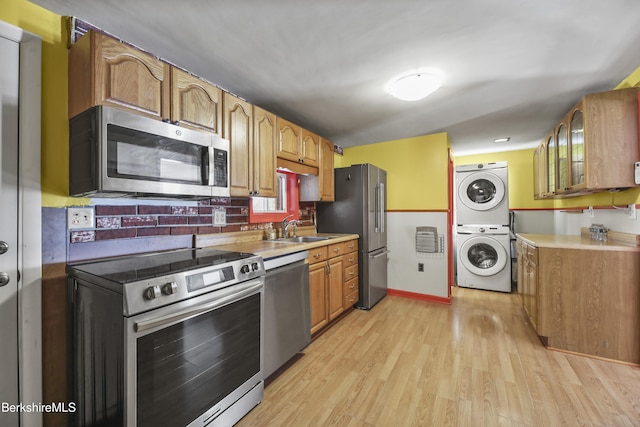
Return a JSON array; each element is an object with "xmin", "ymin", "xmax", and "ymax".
[
  {"xmin": 309, "ymin": 260, "xmax": 329, "ymax": 334},
  {"xmin": 517, "ymin": 240, "xmax": 538, "ymax": 330},
  {"xmin": 516, "ymin": 236, "xmax": 640, "ymax": 364},
  {"xmin": 308, "ymin": 239, "xmax": 359, "ymax": 336},
  {"xmin": 328, "ymin": 256, "xmax": 344, "ymax": 321}
]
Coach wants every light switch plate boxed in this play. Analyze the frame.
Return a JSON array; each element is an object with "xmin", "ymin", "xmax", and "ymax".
[
  {"xmin": 635, "ymin": 162, "xmax": 640, "ymax": 185},
  {"xmin": 628, "ymin": 204, "xmax": 637, "ymax": 220},
  {"xmin": 68, "ymin": 207, "xmax": 95, "ymax": 229}
]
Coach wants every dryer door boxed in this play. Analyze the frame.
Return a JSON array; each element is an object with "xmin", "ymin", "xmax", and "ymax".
[
  {"xmin": 459, "ymin": 236, "xmax": 508, "ymax": 276},
  {"xmin": 458, "ymin": 171, "xmax": 506, "ymax": 212}
]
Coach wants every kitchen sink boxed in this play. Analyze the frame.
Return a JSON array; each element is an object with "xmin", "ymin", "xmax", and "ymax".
[{"xmin": 268, "ymin": 236, "xmax": 332, "ymax": 243}]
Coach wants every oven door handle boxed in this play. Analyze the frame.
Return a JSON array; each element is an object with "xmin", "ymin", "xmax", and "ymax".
[{"xmin": 134, "ymin": 279, "xmax": 263, "ymax": 333}]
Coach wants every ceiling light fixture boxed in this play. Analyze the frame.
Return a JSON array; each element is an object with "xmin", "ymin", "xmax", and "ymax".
[
  {"xmin": 493, "ymin": 137, "xmax": 511, "ymax": 143},
  {"xmin": 386, "ymin": 72, "xmax": 443, "ymax": 101}
]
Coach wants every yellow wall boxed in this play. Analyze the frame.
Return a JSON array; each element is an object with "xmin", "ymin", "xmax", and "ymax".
[
  {"xmin": 456, "ymin": 149, "xmax": 555, "ymax": 210},
  {"xmin": 336, "ymin": 133, "xmax": 450, "ymax": 210},
  {"xmin": 456, "ymin": 146, "xmax": 640, "ymax": 210},
  {"xmin": 2, "ymin": 0, "xmax": 75, "ymax": 207},
  {"xmin": 616, "ymin": 65, "xmax": 640, "ymax": 89}
]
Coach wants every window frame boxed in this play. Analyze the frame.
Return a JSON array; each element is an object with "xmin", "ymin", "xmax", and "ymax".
[{"xmin": 248, "ymin": 171, "xmax": 299, "ymax": 223}]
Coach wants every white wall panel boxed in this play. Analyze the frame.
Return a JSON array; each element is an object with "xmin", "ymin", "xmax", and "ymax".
[{"xmin": 387, "ymin": 211, "xmax": 449, "ymax": 298}]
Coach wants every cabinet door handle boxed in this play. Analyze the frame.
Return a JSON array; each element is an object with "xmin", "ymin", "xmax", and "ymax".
[{"xmin": 313, "ymin": 253, "xmax": 321, "ymax": 259}]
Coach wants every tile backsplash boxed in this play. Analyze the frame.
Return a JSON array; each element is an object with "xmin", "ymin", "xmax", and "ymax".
[{"xmin": 68, "ymin": 198, "xmax": 316, "ymax": 243}]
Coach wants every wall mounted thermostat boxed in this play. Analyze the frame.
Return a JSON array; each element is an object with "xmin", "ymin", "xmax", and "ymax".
[{"xmin": 635, "ymin": 162, "xmax": 640, "ymax": 185}]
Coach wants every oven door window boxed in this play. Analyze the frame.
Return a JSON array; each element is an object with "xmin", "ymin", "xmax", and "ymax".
[
  {"xmin": 136, "ymin": 293, "xmax": 261, "ymax": 427},
  {"xmin": 107, "ymin": 124, "xmax": 209, "ymax": 185}
]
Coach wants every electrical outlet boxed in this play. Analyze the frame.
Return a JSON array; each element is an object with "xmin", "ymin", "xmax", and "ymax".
[
  {"xmin": 587, "ymin": 206, "xmax": 594, "ymax": 217},
  {"xmin": 68, "ymin": 207, "xmax": 95, "ymax": 229},
  {"xmin": 213, "ymin": 209, "xmax": 226, "ymax": 226},
  {"xmin": 628, "ymin": 204, "xmax": 637, "ymax": 220},
  {"xmin": 418, "ymin": 263, "xmax": 424, "ymax": 272}
]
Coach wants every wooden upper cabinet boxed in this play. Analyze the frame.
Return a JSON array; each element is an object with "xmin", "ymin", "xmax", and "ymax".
[
  {"xmin": 533, "ymin": 146, "xmax": 541, "ymax": 199},
  {"xmin": 276, "ymin": 117, "xmax": 320, "ymax": 167},
  {"xmin": 171, "ymin": 68, "xmax": 222, "ymax": 133},
  {"xmin": 253, "ymin": 106, "xmax": 278, "ymax": 197},
  {"xmin": 300, "ymin": 137, "xmax": 335, "ymax": 202},
  {"xmin": 578, "ymin": 88, "xmax": 640, "ymax": 191},
  {"xmin": 224, "ymin": 94, "xmax": 277, "ymax": 197},
  {"xmin": 69, "ymin": 30, "xmax": 222, "ymax": 133},
  {"xmin": 69, "ymin": 30, "xmax": 170, "ymax": 119},
  {"xmin": 300, "ymin": 129, "xmax": 319, "ymax": 167},
  {"xmin": 546, "ymin": 132, "xmax": 556, "ymax": 197},
  {"xmin": 534, "ymin": 87, "xmax": 640, "ymax": 198},
  {"xmin": 555, "ymin": 122, "xmax": 569, "ymax": 194},
  {"xmin": 568, "ymin": 109, "xmax": 585, "ymax": 191},
  {"xmin": 277, "ymin": 117, "xmax": 302, "ymax": 162},
  {"xmin": 318, "ymin": 138, "xmax": 335, "ymax": 201},
  {"xmin": 224, "ymin": 92, "xmax": 253, "ymax": 197}
]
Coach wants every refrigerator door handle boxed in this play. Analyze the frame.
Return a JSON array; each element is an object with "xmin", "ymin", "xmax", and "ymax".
[
  {"xmin": 374, "ymin": 184, "xmax": 380, "ymax": 232},
  {"xmin": 370, "ymin": 249, "xmax": 390, "ymax": 259},
  {"xmin": 379, "ymin": 182, "xmax": 385, "ymax": 233}
]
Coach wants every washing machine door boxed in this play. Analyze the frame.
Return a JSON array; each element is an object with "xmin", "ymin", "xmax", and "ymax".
[
  {"xmin": 458, "ymin": 171, "xmax": 506, "ymax": 212},
  {"xmin": 459, "ymin": 235, "xmax": 508, "ymax": 276}
]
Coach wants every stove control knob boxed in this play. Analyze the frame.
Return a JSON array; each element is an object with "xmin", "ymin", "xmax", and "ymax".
[
  {"xmin": 162, "ymin": 282, "xmax": 178, "ymax": 295},
  {"xmin": 240, "ymin": 264, "xmax": 250, "ymax": 274},
  {"xmin": 144, "ymin": 285, "xmax": 161, "ymax": 300},
  {"xmin": 251, "ymin": 262, "xmax": 260, "ymax": 272}
]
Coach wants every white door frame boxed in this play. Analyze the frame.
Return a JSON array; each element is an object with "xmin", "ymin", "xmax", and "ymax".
[{"xmin": 0, "ymin": 20, "xmax": 42, "ymax": 427}]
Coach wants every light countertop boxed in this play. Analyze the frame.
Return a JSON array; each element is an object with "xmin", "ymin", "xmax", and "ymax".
[
  {"xmin": 516, "ymin": 233, "xmax": 640, "ymax": 252},
  {"xmin": 201, "ymin": 233, "xmax": 360, "ymax": 259}
]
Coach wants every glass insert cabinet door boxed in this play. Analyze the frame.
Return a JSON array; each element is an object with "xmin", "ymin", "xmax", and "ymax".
[
  {"xmin": 556, "ymin": 123, "xmax": 568, "ymax": 191},
  {"xmin": 546, "ymin": 134, "xmax": 556, "ymax": 195},
  {"xmin": 570, "ymin": 110, "xmax": 584, "ymax": 187}
]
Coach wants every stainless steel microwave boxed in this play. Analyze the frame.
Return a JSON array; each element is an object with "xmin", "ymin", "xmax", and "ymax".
[{"xmin": 69, "ymin": 106, "xmax": 230, "ymax": 199}]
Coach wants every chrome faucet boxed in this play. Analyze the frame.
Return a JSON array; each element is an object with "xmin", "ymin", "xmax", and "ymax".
[{"xmin": 282, "ymin": 214, "xmax": 301, "ymax": 238}]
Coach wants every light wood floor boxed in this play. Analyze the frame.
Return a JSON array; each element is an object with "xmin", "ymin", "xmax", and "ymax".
[{"xmin": 237, "ymin": 287, "xmax": 640, "ymax": 426}]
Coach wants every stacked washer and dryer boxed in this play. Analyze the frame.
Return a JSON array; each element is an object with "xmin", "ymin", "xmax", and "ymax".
[{"xmin": 455, "ymin": 162, "xmax": 511, "ymax": 292}]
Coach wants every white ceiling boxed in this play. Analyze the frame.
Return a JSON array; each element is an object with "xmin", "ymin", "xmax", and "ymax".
[{"xmin": 31, "ymin": 0, "xmax": 640, "ymax": 155}]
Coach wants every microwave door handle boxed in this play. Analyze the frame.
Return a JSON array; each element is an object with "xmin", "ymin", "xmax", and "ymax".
[
  {"xmin": 207, "ymin": 146, "xmax": 214, "ymax": 186},
  {"xmin": 202, "ymin": 147, "xmax": 211, "ymax": 185}
]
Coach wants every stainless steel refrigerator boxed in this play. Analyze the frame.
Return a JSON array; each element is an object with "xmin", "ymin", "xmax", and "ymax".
[{"xmin": 316, "ymin": 164, "xmax": 388, "ymax": 310}]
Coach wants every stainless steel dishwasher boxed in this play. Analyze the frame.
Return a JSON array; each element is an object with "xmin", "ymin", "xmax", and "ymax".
[{"xmin": 263, "ymin": 250, "xmax": 311, "ymax": 378}]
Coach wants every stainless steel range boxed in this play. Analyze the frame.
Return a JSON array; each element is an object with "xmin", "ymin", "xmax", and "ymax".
[{"xmin": 67, "ymin": 247, "xmax": 265, "ymax": 427}]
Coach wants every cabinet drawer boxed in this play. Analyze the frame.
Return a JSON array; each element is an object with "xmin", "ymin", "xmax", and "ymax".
[
  {"xmin": 328, "ymin": 242, "xmax": 346, "ymax": 257},
  {"xmin": 307, "ymin": 246, "xmax": 328, "ymax": 264},
  {"xmin": 344, "ymin": 289, "xmax": 359, "ymax": 308},
  {"xmin": 344, "ymin": 239, "xmax": 358, "ymax": 254},
  {"xmin": 344, "ymin": 265, "xmax": 358, "ymax": 282},
  {"xmin": 343, "ymin": 252, "xmax": 358, "ymax": 267},
  {"xmin": 343, "ymin": 277, "xmax": 358, "ymax": 296}
]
